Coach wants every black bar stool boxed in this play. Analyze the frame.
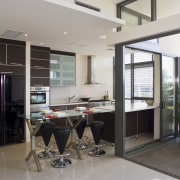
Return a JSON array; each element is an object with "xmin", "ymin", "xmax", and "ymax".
[
  {"xmin": 88, "ymin": 121, "xmax": 106, "ymax": 157},
  {"xmin": 51, "ymin": 127, "xmax": 71, "ymax": 168},
  {"xmin": 75, "ymin": 118, "xmax": 88, "ymax": 150},
  {"xmin": 38, "ymin": 122, "xmax": 55, "ymax": 159}
]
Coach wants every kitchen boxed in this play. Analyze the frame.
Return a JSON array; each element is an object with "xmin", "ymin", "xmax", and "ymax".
[
  {"xmin": 0, "ymin": 35, "xmax": 159, "ymax": 155},
  {"xmin": 0, "ymin": 0, "xmax": 177, "ymax": 163},
  {"xmin": 1, "ymin": 0, "xmax": 180, "ymax": 179}
]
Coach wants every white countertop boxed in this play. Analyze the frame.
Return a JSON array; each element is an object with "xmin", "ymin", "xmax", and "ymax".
[
  {"xmin": 125, "ymin": 102, "xmax": 159, "ymax": 112},
  {"xmin": 88, "ymin": 102, "xmax": 159, "ymax": 113},
  {"xmin": 49, "ymin": 101, "xmax": 159, "ymax": 113}
]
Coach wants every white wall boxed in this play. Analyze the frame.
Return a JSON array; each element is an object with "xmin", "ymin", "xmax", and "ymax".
[
  {"xmin": 65, "ymin": 0, "xmax": 116, "ymax": 17},
  {"xmin": 157, "ymin": 0, "xmax": 180, "ymax": 19},
  {"xmin": 95, "ymin": 55, "xmax": 114, "ymax": 85},
  {"xmin": 76, "ymin": 54, "xmax": 88, "ymax": 85},
  {"xmin": 159, "ymin": 34, "xmax": 180, "ymax": 56},
  {"xmin": 50, "ymin": 85, "xmax": 113, "ymax": 104},
  {"xmin": 50, "ymin": 53, "xmax": 114, "ymax": 104},
  {"xmin": 80, "ymin": 0, "xmax": 116, "ymax": 17},
  {"xmin": 48, "ymin": 0, "xmax": 116, "ymax": 105},
  {"xmin": 126, "ymin": 0, "xmax": 151, "ymax": 17}
]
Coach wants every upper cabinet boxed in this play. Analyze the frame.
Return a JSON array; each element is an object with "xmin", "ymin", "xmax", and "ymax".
[
  {"xmin": 0, "ymin": 39, "xmax": 25, "ymax": 75},
  {"xmin": 7, "ymin": 44, "xmax": 25, "ymax": 65},
  {"xmin": 50, "ymin": 52, "xmax": 76, "ymax": 86},
  {"xmin": 30, "ymin": 46, "xmax": 50, "ymax": 86}
]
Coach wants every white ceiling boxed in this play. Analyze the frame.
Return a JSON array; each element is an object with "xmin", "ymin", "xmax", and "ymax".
[{"xmin": 0, "ymin": 0, "xmax": 124, "ymax": 56}]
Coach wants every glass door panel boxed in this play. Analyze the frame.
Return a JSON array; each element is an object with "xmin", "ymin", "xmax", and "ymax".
[{"xmin": 161, "ymin": 55, "xmax": 175, "ymax": 138}]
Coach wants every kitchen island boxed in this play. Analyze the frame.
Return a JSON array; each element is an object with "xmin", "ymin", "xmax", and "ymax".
[
  {"xmin": 91, "ymin": 102, "xmax": 159, "ymax": 144},
  {"xmin": 49, "ymin": 101, "xmax": 159, "ymax": 145}
]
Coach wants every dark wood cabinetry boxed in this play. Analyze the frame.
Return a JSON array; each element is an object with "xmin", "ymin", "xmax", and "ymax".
[
  {"xmin": 7, "ymin": 44, "xmax": 25, "ymax": 65},
  {"xmin": 30, "ymin": 46, "xmax": 50, "ymax": 86},
  {"xmin": 93, "ymin": 109, "xmax": 154, "ymax": 143},
  {"xmin": 0, "ymin": 43, "xmax": 6, "ymax": 64},
  {"xmin": 93, "ymin": 112, "xmax": 115, "ymax": 143},
  {"xmin": 126, "ymin": 109, "xmax": 154, "ymax": 137},
  {"xmin": 126, "ymin": 112, "xmax": 137, "ymax": 137},
  {"xmin": 0, "ymin": 39, "xmax": 25, "ymax": 75}
]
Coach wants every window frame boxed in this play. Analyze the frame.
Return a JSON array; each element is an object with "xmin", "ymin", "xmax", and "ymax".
[{"xmin": 125, "ymin": 51, "xmax": 154, "ymax": 100}]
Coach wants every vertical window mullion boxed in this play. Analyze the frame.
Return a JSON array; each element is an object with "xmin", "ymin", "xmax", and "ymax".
[{"xmin": 131, "ymin": 53, "xmax": 134, "ymax": 101}]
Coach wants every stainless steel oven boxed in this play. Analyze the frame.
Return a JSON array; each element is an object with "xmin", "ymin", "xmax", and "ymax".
[{"xmin": 30, "ymin": 86, "xmax": 50, "ymax": 112}]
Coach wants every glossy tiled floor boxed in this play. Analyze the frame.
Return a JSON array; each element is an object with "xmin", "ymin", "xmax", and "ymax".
[
  {"xmin": 125, "ymin": 133, "xmax": 154, "ymax": 151},
  {"xmin": 0, "ymin": 138, "xmax": 178, "ymax": 180}
]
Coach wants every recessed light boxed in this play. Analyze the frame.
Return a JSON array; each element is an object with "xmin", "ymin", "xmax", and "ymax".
[
  {"xmin": 40, "ymin": 42, "xmax": 43, "ymax": 45},
  {"xmin": 67, "ymin": 42, "xmax": 76, "ymax": 47},
  {"xmin": 99, "ymin": 35, "xmax": 106, "ymax": 39},
  {"xmin": 64, "ymin": 32, "xmax": 68, "ymax": 35},
  {"xmin": 24, "ymin": 33, "xmax": 28, "ymax": 37}
]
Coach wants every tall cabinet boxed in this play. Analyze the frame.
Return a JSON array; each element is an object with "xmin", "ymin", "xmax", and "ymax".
[{"xmin": 30, "ymin": 46, "xmax": 50, "ymax": 86}]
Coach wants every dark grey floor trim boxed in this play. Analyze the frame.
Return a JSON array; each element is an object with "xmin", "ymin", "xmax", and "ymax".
[
  {"xmin": 125, "ymin": 157, "xmax": 180, "ymax": 179},
  {"xmin": 125, "ymin": 137, "xmax": 180, "ymax": 179}
]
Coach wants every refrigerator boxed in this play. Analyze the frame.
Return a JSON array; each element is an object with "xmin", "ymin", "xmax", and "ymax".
[{"xmin": 0, "ymin": 74, "xmax": 25, "ymax": 146}]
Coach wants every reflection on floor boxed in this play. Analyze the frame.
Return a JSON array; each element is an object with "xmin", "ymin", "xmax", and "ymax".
[
  {"xmin": 0, "ymin": 124, "xmax": 177, "ymax": 180},
  {"xmin": 125, "ymin": 133, "xmax": 154, "ymax": 151},
  {"xmin": 0, "ymin": 138, "xmax": 178, "ymax": 180}
]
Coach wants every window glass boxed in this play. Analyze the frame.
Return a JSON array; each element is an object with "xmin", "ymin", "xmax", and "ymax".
[
  {"xmin": 125, "ymin": 53, "xmax": 131, "ymax": 64},
  {"xmin": 121, "ymin": 10, "xmax": 138, "ymax": 30},
  {"xmin": 125, "ymin": 64, "xmax": 131, "ymax": 99},
  {"xmin": 134, "ymin": 52, "xmax": 153, "ymax": 63},
  {"xmin": 125, "ymin": 50, "xmax": 154, "ymax": 99},
  {"xmin": 134, "ymin": 63, "xmax": 153, "ymax": 98}
]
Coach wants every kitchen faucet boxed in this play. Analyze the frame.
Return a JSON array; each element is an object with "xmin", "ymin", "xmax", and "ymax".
[{"xmin": 68, "ymin": 95, "xmax": 75, "ymax": 103}]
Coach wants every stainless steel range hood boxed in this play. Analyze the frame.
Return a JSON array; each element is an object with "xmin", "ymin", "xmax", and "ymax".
[{"xmin": 87, "ymin": 55, "xmax": 97, "ymax": 84}]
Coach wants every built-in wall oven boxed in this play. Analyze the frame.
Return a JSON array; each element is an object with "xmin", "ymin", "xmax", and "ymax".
[{"xmin": 30, "ymin": 86, "xmax": 50, "ymax": 112}]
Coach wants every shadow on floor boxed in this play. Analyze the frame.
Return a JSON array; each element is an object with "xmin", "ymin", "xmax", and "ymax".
[{"xmin": 126, "ymin": 138, "xmax": 180, "ymax": 179}]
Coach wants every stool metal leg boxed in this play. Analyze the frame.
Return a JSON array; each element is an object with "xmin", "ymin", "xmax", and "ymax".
[
  {"xmin": 38, "ymin": 146, "xmax": 55, "ymax": 159},
  {"xmin": 88, "ymin": 121, "xmax": 106, "ymax": 157},
  {"xmin": 52, "ymin": 127, "xmax": 72, "ymax": 168},
  {"xmin": 88, "ymin": 146, "xmax": 106, "ymax": 157},
  {"xmin": 76, "ymin": 138, "xmax": 88, "ymax": 150},
  {"xmin": 51, "ymin": 154, "xmax": 72, "ymax": 168}
]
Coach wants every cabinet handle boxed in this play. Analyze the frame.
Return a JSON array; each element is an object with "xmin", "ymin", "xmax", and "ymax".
[
  {"xmin": 33, "ymin": 66, "xmax": 43, "ymax": 68},
  {"xmin": 0, "ymin": 72, "xmax": 13, "ymax": 74},
  {"xmin": 10, "ymin": 62, "xmax": 23, "ymax": 66}
]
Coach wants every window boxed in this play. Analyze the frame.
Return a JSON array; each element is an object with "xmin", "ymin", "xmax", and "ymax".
[
  {"xmin": 117, "ymin": 0, "xmax": 151, "ymax": 31},
  {"xmin": 125, "ymin": 49, "xmax": 154, "ymax": 100}
]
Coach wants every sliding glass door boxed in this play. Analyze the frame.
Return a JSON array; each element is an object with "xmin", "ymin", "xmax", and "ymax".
[{"xmin": 161, "ymin": 55, "xmax": 175, "ymax": 138}]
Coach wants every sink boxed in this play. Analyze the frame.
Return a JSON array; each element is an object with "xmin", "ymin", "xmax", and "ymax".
[{"xmin": 88, "ymin": 99, "xmax": 111, "ymax": 102}]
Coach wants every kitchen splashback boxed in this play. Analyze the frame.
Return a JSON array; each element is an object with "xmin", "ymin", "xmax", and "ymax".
[{"xmin": 50, "ymin": 85, "xmax": 113, "ymax": 104}]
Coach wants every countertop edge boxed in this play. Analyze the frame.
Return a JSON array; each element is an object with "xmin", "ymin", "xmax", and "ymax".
[{"xmin": 50, "ymin": 102, "xmax": 88, "ymax": 106}]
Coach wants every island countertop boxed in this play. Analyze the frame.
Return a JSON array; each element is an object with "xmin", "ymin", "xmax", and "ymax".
[{"xmin": 88, "ymin": 102, "xmax": 159, "ymax": 114}]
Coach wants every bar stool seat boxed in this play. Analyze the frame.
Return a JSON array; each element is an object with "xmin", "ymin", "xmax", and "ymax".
[
  {"xmin": 51, "ymin": 127, "xmax": 71, "ymax": 168},
  {"xmin": 88, "ymin": 121, "xmax": 106, "ymax": 157},
  {"xmin": 38, "ymin": 122, "xmax": 55, "ymax": 159},
  {"xmin": 75, "ymin": 118, "xmax": 88, "ymax": 150}
]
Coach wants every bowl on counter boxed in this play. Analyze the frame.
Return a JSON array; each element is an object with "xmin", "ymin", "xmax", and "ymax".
[
  {"xmin": 80, "ymin": 97, "xmax": 91, "ymax": 102},
  {"xmin": 145, "ymin": 99, "xmax": 154, "ymax": 106}
]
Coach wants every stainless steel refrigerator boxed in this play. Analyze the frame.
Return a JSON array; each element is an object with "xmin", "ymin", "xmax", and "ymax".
[{"xmin": 0, "ymin": 74, "xmax": 25, "ymax": 146}]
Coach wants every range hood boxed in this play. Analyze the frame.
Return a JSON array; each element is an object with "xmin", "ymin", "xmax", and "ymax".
[{"xmin": 87, "ymin": 55, "xmax": 97, "ymax": 84}]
